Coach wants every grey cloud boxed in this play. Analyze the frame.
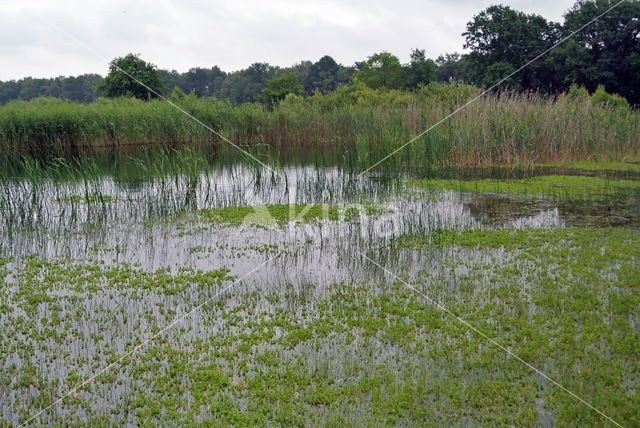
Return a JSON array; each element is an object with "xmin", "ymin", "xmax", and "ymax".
[{"xmin": 0, "ymin": 0, "xmax": 574, "ymax": 80}]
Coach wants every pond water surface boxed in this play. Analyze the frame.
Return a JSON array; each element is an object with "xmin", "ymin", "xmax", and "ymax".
[{"xmin": 1, "ymin": 150, "xmax": 638, "ymax": 426}]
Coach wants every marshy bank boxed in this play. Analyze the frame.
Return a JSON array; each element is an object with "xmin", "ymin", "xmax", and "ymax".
[
  {"xmin": 0, "ymin": 144, "xmax": 639, "ymax": 425},
  {"xmin": 1, "ymin": 82, "xmax": 638, "ymax": 171}
]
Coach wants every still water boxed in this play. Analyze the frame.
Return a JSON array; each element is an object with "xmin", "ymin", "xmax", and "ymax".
[{"xmin": 1, "ymin": 151, "xmax": 638, "ymax": 426}]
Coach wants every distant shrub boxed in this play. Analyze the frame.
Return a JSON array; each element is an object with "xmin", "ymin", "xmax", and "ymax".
[
  {"xmin": 591, "ymin": 85, "xmax": 629, "ymax": 111},
  {"xmin": 279, "ymin": 93, "xmax": 305, "ymax": 108},
  {"xmin": 168, "ymin": 86, "xmax": 187, "ymax": 102},
  {"xmin": 416, "ymin": 82, "xmax": 477, "ymax": 106},
  {"xmin": 566, "ymin": 84, "xmax": 590, "ymax": 101}
]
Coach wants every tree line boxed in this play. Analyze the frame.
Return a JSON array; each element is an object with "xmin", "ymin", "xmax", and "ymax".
[{"xmin": 1, "ymin": 0, "xmax": 638, "ymax": 106}]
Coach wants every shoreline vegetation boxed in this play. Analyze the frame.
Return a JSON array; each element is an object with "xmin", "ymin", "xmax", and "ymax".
[{"xmin": 0, "ymin": 82, "xmax": 638, "ymax": 169}]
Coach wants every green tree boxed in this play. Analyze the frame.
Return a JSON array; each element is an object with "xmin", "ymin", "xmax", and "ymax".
[
  {"xmin": 0, "ymin": 80, "xmax": 22, "ymax": 104},
  {"xmin": 183, "ymin": 66, "xmax": 226, "ymax": 97},
  {"xmin": 99, "ymin": 53, "xmax": 166, "ymax": 100},
  {"xmin": 18, "ymin": 77, "xmax": 49, "ymax": 100},
  {"xmin": 480, "ymin": 62, "xmax": 519, "ymax": 89},
  {"xmin": 289, "ymin": 60, "xmax": 313, "ymax": 94},
  {"xmin": 259, "ymin": 72, "xmax": 304, "ymax": 105},
  {"xmin": 0, "ymin": 74, "xmax": 102, "ymax": 104},
  {"xmin": 158, "ymin": 69, "xmax": 185, "ymax": 96},
  {"xmin": 404, "ymin": 48, "xmax": 436, "ymax": 89},
  {"xmin": 435, "ymin": 53, "xmax": 469, "ymax": 82},
  {"xmin": 353, "ymin": 52, "xmax": 403, "ymax": 89},
  {"xmin": 552, "ymin": 0, "xmax": 640, "ymax": 105},
  {"xmin": 219, "ymin": 62, "xmax": 277, "ymax": 103},
  {"xmin": 307, "ymin": 55, "xmax": 341, "ymax": 94},
  {"xmin": 463, "ymin": 5, "xmax": 560, "ymax": 90},
  {"xmin": 60, "ymin": 74, "xmax": 103, "ymax": 102}
]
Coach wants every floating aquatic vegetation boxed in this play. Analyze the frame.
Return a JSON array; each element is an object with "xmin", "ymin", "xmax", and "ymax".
[{"xmin": 1, "ymin": 150, "xmax": 638, "ymax": 426}]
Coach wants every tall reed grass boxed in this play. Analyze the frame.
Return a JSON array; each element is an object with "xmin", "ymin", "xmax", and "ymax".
[{"xmin": 0, "ymin": 82, "xmax": 638, "ymax": 169}]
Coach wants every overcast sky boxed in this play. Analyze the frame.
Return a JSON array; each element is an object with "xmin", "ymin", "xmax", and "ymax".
[{"xmin": 0, "ymin": 0, "xmax": 574, "ymax": 81}]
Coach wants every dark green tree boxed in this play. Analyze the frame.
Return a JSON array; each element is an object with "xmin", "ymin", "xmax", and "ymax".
[
  {"xmin": 18, "ymin": 77, "xmax": 49, "ymax": 100},
  {"xmin": 0, "ymin": 74, "xmax": 103, "ymax": 104},
  {"xmin": 60, "ymin": 74, "xmax": 103, "ymax": 102},
  {"xmin": 404, "ymin": 48, "xmax": 437, "ymax": 89},
  {"xmin": 354, "ymin": 52, "xmax": 404, "ymax": 89},
  {"xmin": 183, "ymin": 67, "xmax": 210, "ymax": 97},
  {"xmin": 219, "ymin": 62, "xmax": 278, "ymax": 103},
  {"xmin": 481, "ymin": 62, "xmax": 519, "ymax": 89},
  {"xmin": 99, "ymin": 54, "xmax": 166, "ymax": 100},
  {"xmin": 551, "ymin": 0, "xmax": 640, "ymax": 105},
  {"xmin": 158, "ymin": 69, "xmax": 185, "ymax": 96},
  {"xmin": 0, "ymin": 80, "xmax": 22, "ymax": 104},
  {"xmin": 463, "ymin": 5, "xmax": 560, "ymax": 90},
  {"xmin": 44, "ymin": 77, "xmax": 63, "ymax": 98},
  {"xmin": 183, "ymin": 66, "xmax": 226, "ymax": 97},
  {"xmin": 435, "ymin": 53, "xmax": 469, "ymax": 82},
  {"xmin": 244, "ymin": 63, "xmax": 279, "ymax": 101},
  {"xmin": 259, "ymin": 72, "xmax": 304, "ymax": 105},
  {"xmin": 336, "ymin": 66, "xmax": 355, "ymax": 86},
  {"xmin": 307, "ymin": 55, "xmax": 341, "ymax": 94},
  {"xmin": 289, "ymin": 61, "xmax": 313, "ymax": 94}
]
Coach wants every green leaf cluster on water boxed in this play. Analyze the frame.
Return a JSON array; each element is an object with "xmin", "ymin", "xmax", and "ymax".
[
  {"xmin": 406, "ymin": 175, "xmax": 640, "ymax": 198},
  {"xmin": 534, "ymin": 159, "xmax": 640, "ymax": 173},
  {"xmin": 391, "ymin": 227, "xmax": 640, "ymax": 425},
  {"xmin": 1, "ymin": 142, "xmax": 638, "ymax": 425},
  {"xmin": 195, "ymin": 203, "xmax": 384, "ymax": 228},
  {"xmin": 1, "ymin": 226, "xmax": 638, "ymax": 426}
]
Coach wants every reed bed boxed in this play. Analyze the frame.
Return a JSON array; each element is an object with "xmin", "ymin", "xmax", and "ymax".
[{"xmin": 0, "ymin": 83, "xmax": 638, "ymax": 169}]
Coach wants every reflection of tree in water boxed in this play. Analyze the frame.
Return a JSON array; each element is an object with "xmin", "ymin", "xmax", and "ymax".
[
  {"xmin": 464, "ymin": 191, "xmax": 640, "ymax": 228},
  {"xmin": 464, "ymin": 194, "xmax": 543, "ymax": 225},
  {"xmin": 557, "ymin": 194, "xmax": 637, "ymax": 228}
]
